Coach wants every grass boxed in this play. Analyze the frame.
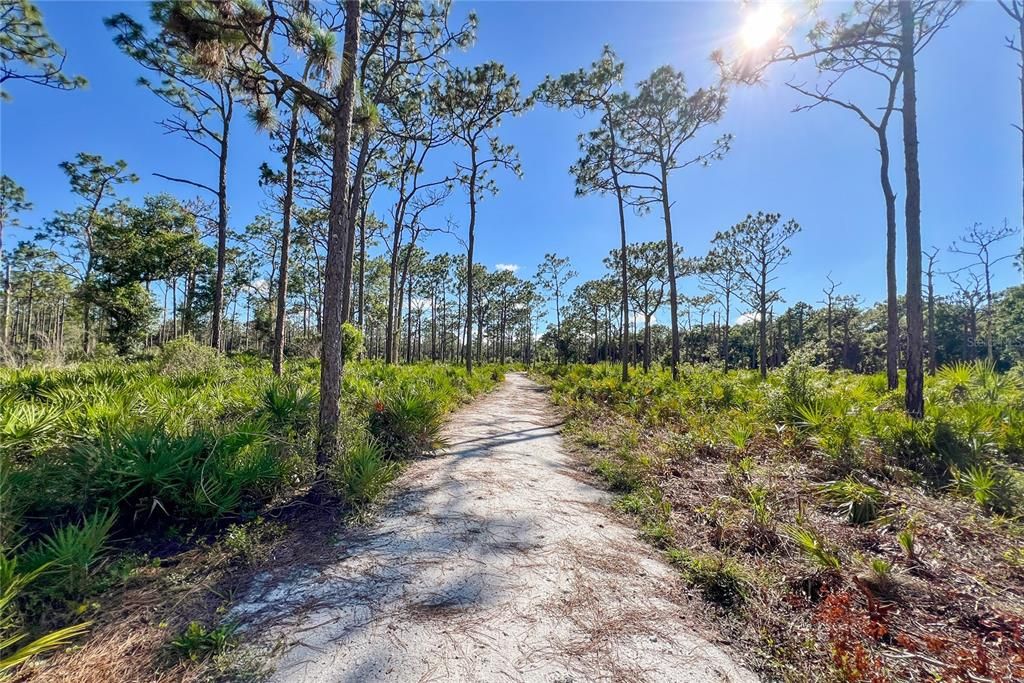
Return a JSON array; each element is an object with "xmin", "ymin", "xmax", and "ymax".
[
  {"xmin": 538, "ymin": 359, "xmax": 1024, "ymax": 681},
  {"xmin": 0, "ymin": 345, "xmax": 506, "ymax": 677}
]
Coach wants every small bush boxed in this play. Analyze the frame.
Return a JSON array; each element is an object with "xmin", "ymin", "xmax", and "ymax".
[
  {"xmin": 368, "ymin": 386, "xmax": 447, "ymax": 458},
  {"xmin": 0, "ymin": 553, "xmax": 91, "ymax": 674},
  {"xmin": 669, "ymin": 549, "xmax": 748, "ymax": 606},
  {"xmin": 329, "ymin": 434, "xmax": 397, "ymax": 507},
  {"xmin": 897, "ymin": 525, "xmax": 917, "ymax": 561},
  {"xmin": 819, "ymin": 477, "xmax": 884, "ymax": 524},
  {"xmin": 155, "ymin": 338, "xmax": 225, "ymax": 382},
  {"xmin": 953, "ymin": 464, "xmax": 1018, "ymax": 514},
  {"xmin": 22, "ymin": 510, "xmax": 117, "ymax": 597},
  {"xmin": 260, "ymin": 380, "xmax": 317, "ymax": 432},
  {"xmin": 593, "ymin": 456, "xmax": 644, "ymax": 492},
  {"xmin": 340, "ymin": 323, "xmax": 364, "ymax": 364},
  {"xmin": 783, "ymin": 524, "xmax": 842, "ymax": 571},
  {"xmin": 222, "ymin": 517, "xmax": 287, "ymax": 566},
  {"xmin": 170, "ymin": 621, "xmax": 236, "ymax": 662}
]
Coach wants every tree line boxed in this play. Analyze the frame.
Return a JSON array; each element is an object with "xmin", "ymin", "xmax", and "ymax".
[{"xmin": 536, "ymin": 216, "xmax": 1024, "ymax": 376}]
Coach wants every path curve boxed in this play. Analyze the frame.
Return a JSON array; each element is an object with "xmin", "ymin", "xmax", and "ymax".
[{"xmin": 236, "ymin": 373, "xmax": 757, "ymax": 683}]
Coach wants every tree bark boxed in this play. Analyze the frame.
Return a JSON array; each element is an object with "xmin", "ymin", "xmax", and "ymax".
[
  {"xmin": 317, "ymin": 0, "xmax": 361, "ymax": 467},
  {"xmin": 607, "ymin": 111, "xmax": 630, "ymax": 383},
  {"xmin": 927, "ymin": 267, "xmax": 937, "ymax": 374},
  {"xmin": 272, "ymin": 101, "xmax": 301, "ymax": 376},
  {"xmin": 879, "ymin": 128, "xmax": 900, "ymax": 390},
  {"xmin": 464, "ymin": 145, "xmax": 478, "ymax": 375},
  {"xmin": 723, "ymin": 291, "xmax": 731, "ymax": 372},
  {"xmin": 211, "ymin": 101, "xmax": 232, "ymax": 351},
  {"xmin": 660, "ymin": 166, "xmax": 680, "ymax": 380},
  {"xmin": 357, "ymin": 199, "xmax": 367, "ymax": 328},
  {"xmin": 901, "ymin": 0, "xmax": 925, "ymax": 418},
  {"xmin": 758, "ymin": 266, "xmax": 768, "ymax": 380},
  {"xmin": 1, "ymin": 261, "xmax": 10, "ymax": 346}
]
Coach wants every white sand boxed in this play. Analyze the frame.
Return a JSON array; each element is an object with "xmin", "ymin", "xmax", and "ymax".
[{"xmin": 234, "ymin": 373, "xmax": 757, "ymax": 683}]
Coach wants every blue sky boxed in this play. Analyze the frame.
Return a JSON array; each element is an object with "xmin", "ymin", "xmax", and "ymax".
[{"xmin": 2, "ymin": 1, "xmax": 1021, "ymax": 319}]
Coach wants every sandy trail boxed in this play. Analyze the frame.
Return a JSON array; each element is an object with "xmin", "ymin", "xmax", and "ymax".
[{"xmin": 235, "ymin": 373, "xmax": 756, "ymax": 682}]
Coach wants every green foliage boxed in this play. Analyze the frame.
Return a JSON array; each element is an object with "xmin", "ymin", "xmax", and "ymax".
[
  {"xmin": 819, "ymin": 477, "xmax": 883, "ymax": 524},
  {"xmin": 222, "ymin": 517, "xmax": 286, "ymax": 566},
  {"xmin": 368, "ymin": 385, "xmax": 447, "ymax": 458},
  {"xmin": 170, "ymin": 621, "xmax": 236, "ymax": 662},
  {"xmin": 155, "ymin": 337, "xmax": 225, "ymax": 382},
  {"xmin": 0, "ymin": 0, "xmax": 87, "ymax": 101},
  {"xmin": 897, "ymin": 525, "xmax": 917, "ymax": 561},
  {"xmin": 78, "ymin": 426, "xmax": 210, "ymax": 518},
  {"xmin": 340, "ymin": 322, "xmax": 364, "ymax": 364},
  {"xmin": 953, "ymin": 464, "xmax": 1019, "ymax": 514},
  {"xmin": 727, "ymin": 422, "xmax": 754, "ymax": 451},
  {"xmin": 0, "ymin": 552, "xmax": 91, "ymax": 674},
  {"xmin": 0, "ymin": 401, "xmax": 62, "ymax": 459},
  {"xmin": 260, "ymin": 380, "xmax": 317, "ymax": 432},
  {"xmin": 668, "ymin": 549, "xmax": 748, "ymax": 606},
  {"xmin": 329, "ymin": 433, "xmax": 397, "ymax": 507},
  {"xmin": 782, "ymin": 524, "xmax": 841, "ymax": 571},
  {"xmin": 21, "ymin": 510, "xmax": 117, "ymax": 596}
]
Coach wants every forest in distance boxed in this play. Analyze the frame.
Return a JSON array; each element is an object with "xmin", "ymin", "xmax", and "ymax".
[{"xmin": 3, "ymin": 0, "xmax": 1024, "ymax": 681}]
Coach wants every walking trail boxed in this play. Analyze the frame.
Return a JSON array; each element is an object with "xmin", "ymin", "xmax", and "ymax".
[{"xmin": 235, "ymin": 373, "xmax": 757, "ymax": 683}]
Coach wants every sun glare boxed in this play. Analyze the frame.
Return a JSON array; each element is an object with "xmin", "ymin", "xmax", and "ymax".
[{"xmin": 741, "ymin": 3, "xmax": 785, "ymax": 50}]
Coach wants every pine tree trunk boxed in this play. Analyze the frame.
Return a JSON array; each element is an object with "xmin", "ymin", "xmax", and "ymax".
[
  {"xmin": 660, "ymin": 166, "xmax": 680, "ymax": 380},
  {"xmin": 357, "ymin": 200, "xmax": 367, "ymax": 328},
  {"xmin": 273, "ymin": 102, "xmax": 301, "ymax": 376},
  {"xmin": 723, "ymin": 292, "xmax": 731, "ymax": 372},
  {"xmin": 607, "ymin": 113, "xmax": 630, "ymax": 383},
  {"xmin": 465, "ymin": 145, "xmax": 478, "ymax": 375},
  {"xmin": 758, "ymin": 268, "xmax": 768, "ymax": 380},
  {"xmin": 880, "ymin": 128, "xmax": 900, "ymax": 390},
  {"xmin": 901, "ymin": 0, "xmax": 925, "ymax": 419},
  {"xmin": 317, "ymin": 0, "xmax": 361, "ymax": 467},
  {"xmin": 927, "ymin": 270, "xmax": 937, "ymax": 374},
  {"xmin": 211, "ymin": 105, "xmax": 232, "ymax": 351},
  {"xmin": 1, "ymin": 261, "xmax": 10, "ymax": 346}
]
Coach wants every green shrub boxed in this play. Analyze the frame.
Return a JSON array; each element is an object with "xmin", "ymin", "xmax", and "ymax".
[
  {"xmin": 0, "ymin": 403, "xmax": 63, "ymax": 459},
  {"xmin": 79, "ymin": 426, "xmax": 207, "ymax": 518},
  {"xmin": 0, "ymin": 553, "xmax": 91, "ymax": 674},
  {"xmin": 782, "ymin": 524, "xmax": 841, "ymax": 571},
  {"xmin": 368, "ymin": 386, "xmax": 447, "ymax": 458},
  {"xmin": 340, "ymin": 323, "xmax": 364, "ymax": 364},
  {"xmin": 260, "ymin": 380, "xmax": 317, "ymax": 432},
  {"xmin": 22, "ymin": 510, "xmax": 117, "ymax": 597},
  {"xmin": 819, "ymin": 477, "xmax": 883, "ymax": 524},
  {"xmin": 155, "ymin": 338, "xmax": 225, "ymax": 382},
  {"xmin": 222, "ymin": 517, "xmax": 287, "ymax": 566},
  {"xmin": 170, "ymin": 621, "xmax": 236, "ymax": 662},
  {"xmin": 953, "ymin": 464, "xmax": 1019, "ymax": 514},
  {"xmin": 593, "ymin": 456, "xmax": 644, "ymax": 492},
  {"xmin": 329, "ymin": 433, "xmax": 397, "ymax": 506},
  {"xmin": 669, "ymin": 549, "xmax": 748, "ymax": 606}
]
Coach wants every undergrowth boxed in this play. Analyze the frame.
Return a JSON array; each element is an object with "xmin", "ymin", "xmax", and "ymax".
[
  {"xmin": 540, "ymin": 359, "xmax": 1024, "ymax": 681},
  {"xmin": 1, "ymin": 344, "xmax": 505, "ymax": 678}
]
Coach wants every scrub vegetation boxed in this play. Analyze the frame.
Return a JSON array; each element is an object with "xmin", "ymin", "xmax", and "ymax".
[
  {"xmin": 539, "ymin": 359, "xmax": 1024, "ymax": 681},
  {"xmin": 1, "ymin": 342, "xmax": 504, "ymax": 679}
]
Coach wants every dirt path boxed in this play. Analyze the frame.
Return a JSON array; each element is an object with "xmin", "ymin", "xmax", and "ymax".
[{"xmin": 235, "ymin": 373, "xmax": 757, "ymax": 682}]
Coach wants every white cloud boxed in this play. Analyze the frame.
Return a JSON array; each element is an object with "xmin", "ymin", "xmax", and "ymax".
[
  {"xmin": 249, "ymin": 278, "xmax": 270, "ymax": 296},
  {"xmin": 735, "ymin": 312, "xmax": 760, "ymax": 325},
  {"xmin": 495, "ymin": 263, "xmax": 519, "ymax": 273}
]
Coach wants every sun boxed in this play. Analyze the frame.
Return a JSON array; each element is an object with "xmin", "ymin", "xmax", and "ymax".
[{"xmin": 741, "ymin": 3, "xmax": 785, "ymax": 50}]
